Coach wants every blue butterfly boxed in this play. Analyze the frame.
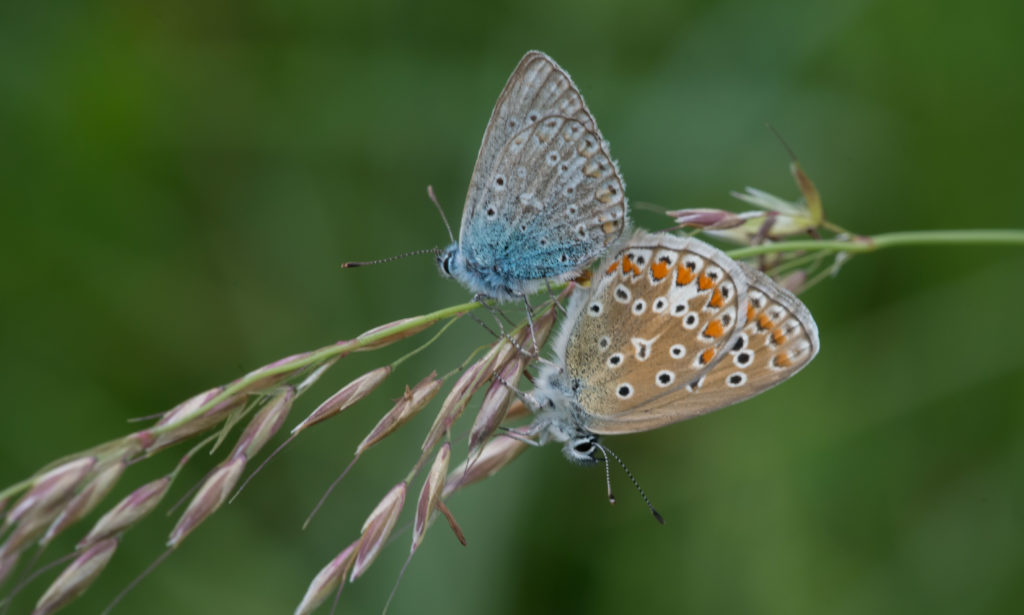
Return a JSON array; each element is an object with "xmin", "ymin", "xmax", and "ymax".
[{"xmin": 437, "ymin": 51, "xmax": 628, "ymax": 302}]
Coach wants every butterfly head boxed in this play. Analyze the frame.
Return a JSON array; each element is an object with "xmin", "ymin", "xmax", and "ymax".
[{"xmin": 436, "ymin": 242, "xmax": 460, "ymax": 279}]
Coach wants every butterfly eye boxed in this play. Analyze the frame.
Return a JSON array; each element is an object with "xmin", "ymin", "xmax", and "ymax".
[
  {"xmin": 573, "ymin": 440, "xmax": 594, "ymax": 454},
  {"xmin": 437, "ymin": 252, "xmax": 454, "ymax": 277},
  {"xmin": 563, "ymin": 436, "xmax": 600, "ymax": 465}
]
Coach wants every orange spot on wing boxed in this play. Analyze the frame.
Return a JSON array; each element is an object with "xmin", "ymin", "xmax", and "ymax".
[
  {"xmin": 757, "ymin": 314, "xmax": 774, "ymax": 330},
  {"xmin": 774, "ymin": 352, "xmax": 793, "ymax": 368},
  {"xmin": 746, "ymin": 303, "xmax": 756, "ymax": 322},
  {"xmin": 700, "ymin": 348, "xmax": 716, "ymax": 365},
  {"xmin": 708, "ymin": 288, "xmax": 724, "ymax": 308},
  {"xmin": 771, "ymin": 329, "xmax": 787, "ymax": 345},
  {"xmin": 703, "ymin": 319, "xmax": 725, "ymax": 338},
  {"xmin": 606, "ymin": 260, "xmax": 621, "ymax": 275},
  {"xmin": 622, "ymin": 255, "xmax": 641, "ymax": 276},
  {"xmin": 676, "ymin": 265, "xmax": 695, "ymax": 286},
  {"xmin": 651, "ymin": 261, "xmax": 669, "ymax": 280},
  {"xmin": 698, "ymin": 273, "xmax": 714, "ymax": 290}
]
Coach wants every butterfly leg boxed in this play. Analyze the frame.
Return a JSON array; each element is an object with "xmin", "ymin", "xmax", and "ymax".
[
  {"xmin": 520, "ymin": 294, "xmax": 541, "ymax": 357},
  {"xmin": 472, "ymin": 294, "xmax": 544, "ymax": 364},
  {"xmin": 544, "ymin": 280, "xmax": 568, "ymax": 316},
  {"xmin": 519, "ymin": 294, "xmax": 563, "ymax": 371},
  {"xmin": 494, "ymin": 426, "xmax": 541, "ymax": 447}
]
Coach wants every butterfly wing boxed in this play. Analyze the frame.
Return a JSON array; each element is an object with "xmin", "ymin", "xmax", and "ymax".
[
  {"xmin": 685, "ymin": 264, "xmax": 819, "ymax": 411},
  {"xmin": 458, "ymin": 51, "xmax": 626, "ymax": 288},
  {"xmin": 559, "ymin": 230, "xmax": 818, "ymax": 435}
]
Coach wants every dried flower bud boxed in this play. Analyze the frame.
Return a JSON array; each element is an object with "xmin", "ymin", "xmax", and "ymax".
[
  {"xmin": 167, "ymin": 455, "xmax": 246, "ymax": 548},
  {"xmin": 237, "ymin": 352, "xmax": 313, "ymax": 394},
  {"xmin": 150, "ymin": 389, "xmax": 245, "ymax": 453},
  {"xmin": 232, "ymin": 387, "xmax": 295, "ymax": 458},
  {"xmin": 294, "ymin": 540, "xmax": 360, "ymax": 615},
  {"xmin": 33, "ymin": 538, "xmax": 117, "ymax": 615},
  {"xmin": 665, "ymin": 207, "xmax": 760, "ymax": 230},
  {"xmin": 350, "ymin": 482, "xmax": 406, "ymax": 581},
  {"xmin": 356, "ymin": 373, "xmax": 442, "ymax": 457},
  {"xmin": 412, "ymin": 444, "xmax": 450, "ymax": 553},
  {"xmin": 468, "ymin": 358, "xmax": 526, "ymax": 458},
  {"xmin": 291, "ymin": 366, "xmax": 392, "ymax": 435},
  {"xmin": 156, "ymin": 387, "xmax": 225, "ymax": 428},
  {"xmin": 79, "ymin": 477, "xmax": 171, "ymax": 548},
  {"xmin": 442, "ymin": 437, "xmax": 528, "ymax": 498},
  {"xmin": 6, "ymin": 457, "xmax": 95, "ymax": 528},
  {"xmin": 42, "ymin": 460, "xmax": 126, "ymax": 546},
  {"xmin": 355, "ymin": 317, "xmax": 436, "ymax": 352}
]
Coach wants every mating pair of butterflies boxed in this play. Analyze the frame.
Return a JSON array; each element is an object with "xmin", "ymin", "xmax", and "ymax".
[{"xmin": 438, "ymin": 51, "xmax": 819, "ymax": 463}]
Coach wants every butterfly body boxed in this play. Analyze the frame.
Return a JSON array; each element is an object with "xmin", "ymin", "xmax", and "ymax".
[
  {"xmin": 527, "ymin": 230, "xmax": 820, "ymax": 461},
  {"xmin": 438, "ymin": 51, "xmax": 627, "ymax": 301}
]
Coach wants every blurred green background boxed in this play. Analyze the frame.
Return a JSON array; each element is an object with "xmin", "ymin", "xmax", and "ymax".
[{"xmin": 2, "ymin": 1, "xmax": 1023, "ymax": 613}]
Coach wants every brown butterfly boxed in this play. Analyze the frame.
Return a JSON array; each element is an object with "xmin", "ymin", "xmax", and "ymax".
[{"xmin": 527, "ymin": 229, "xmax": 819, "ymax": 463}]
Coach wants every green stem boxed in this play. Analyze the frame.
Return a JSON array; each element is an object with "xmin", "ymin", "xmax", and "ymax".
[{"xmin": 727, "ymin": 229, "xmax": 1024, "ymax": 259}]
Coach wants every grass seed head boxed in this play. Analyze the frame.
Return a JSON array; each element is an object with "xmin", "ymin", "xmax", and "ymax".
[
  {"xmin": 167, "ymin": 454, "xmax": 246, "ymax": 548},
  {"xmin": 293, "ymin": 539, "xmax": 360, "ymax": 615},
  {"xmin": 32, "ymin": 537, "xmax": 118, "ymax": 615},
  {"xmin": 79, "ymin": 476, "xmax": 171, "ymax": 549},
  {"xmin": 291, "ymin": 366, "xmax": 392, "ymax": 435},
  {"xmin": 351, "ymin": 482, "xmax": 407, "ymax": 581}
]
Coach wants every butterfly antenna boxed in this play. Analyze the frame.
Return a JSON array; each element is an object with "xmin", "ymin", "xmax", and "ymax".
[
  {"xmin": 427, "ymin": 185, "xmax": 455, "ymax": 243},
  {"xmin": 595, "ymin": 442, "xmax": 664, "ymax": 525},
  {"xmin": 601, "ymin": 445, "xmax": 616, "ymax": 505},
  {"xmin": 765, "ymin": 123, "xmax": 799, "ymax": 162},
  {"xmin": 341, "ymin": 247, "xmax": 441, "ymax": 268}
]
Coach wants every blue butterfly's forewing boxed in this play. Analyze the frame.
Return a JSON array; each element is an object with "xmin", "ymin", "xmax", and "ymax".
[{"xmin": 451, "ymin": 51, "xmax": 627, "ymax": 299}]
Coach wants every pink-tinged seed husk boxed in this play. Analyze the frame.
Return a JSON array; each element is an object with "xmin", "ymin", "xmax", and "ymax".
[
  {"xmin": 232, "ymin": 387, "xmax": 296, "ymax": 459},
  {"xmin": 350, "ymin": 482, "xmax": 406, "ymax": 581},
  {"xmin": 412, "ymin": 444, "xmax": 450, "ymax": 553},
  {"xmin": 2, "ymin": 510, "xmax": 57, "ymax": 561},
  {"xmin": 291, "ymin": 366, "xmax": 392, "ymax": 435},
  {"xmin": 467, "ymin": 358, "xmax": 526, "ymax": 458},
  {"xmin": 41, "ymin": 460, "xmax": 126, "ymax": 546},
  {"xmin": 156, "ymin": 387, "xmax": 225, "ymax": 428},
  {"xmin": 421, "ymin": 343, "xmax": 505, "ymax": 453},
  {"xmin": 237, "ymin": 352, "xmax": 313, "ymax": 394},
  {"xmin": 665, "ymin": 208, "xmax": 761, "ymax": 230},
  {"xmin": 149, "ymin": 394, "xmax": 245, "ymax": 453},
  {"xmin": 442, "ymin": 437, "xmax": 529, "ymax": 498},
  {"xmin": 6, "ymin": 457, "xmax": 96, "ymax": 528},
  {"xmin": 32, "ymin": 537, "xmax": 118, "ymax": 615},
  {"xmin": 355, "ymin": 372, "xmax": 442, "ymax": 456},
  {"xmin": 293, "ymin": 539, "xmax": 360, "ymax": 615},
  {"xmin": 354, "ymin": 317, "xmax": 436, "ymax": 352},
  {"xmin": 167, "ymin": 455, "xmax": 247, "ymax": 548},
  {"xmin": 79, "ymin": 476, "xmax": 171, "ymax": 549}
]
